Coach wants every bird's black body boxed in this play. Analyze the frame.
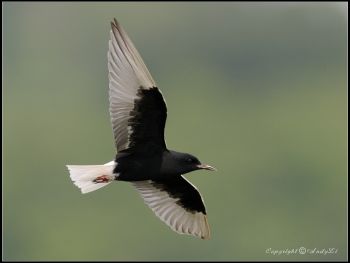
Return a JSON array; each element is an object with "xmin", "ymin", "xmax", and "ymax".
[
  {"xmin": 114, "ymin": 149, "xmax": 202, "ymax": 181},
  {"xmin": 114, "ymin": 149, "xmax": 163, "ymax": 181},
  {"xmin": 67, "ymin": 19, "xmax": 215, "ymax": 239}
]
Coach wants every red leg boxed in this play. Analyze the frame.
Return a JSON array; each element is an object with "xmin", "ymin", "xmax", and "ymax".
[{"xmin": 93, "ymin": 175, "xmax": 111, "ymax": 183}]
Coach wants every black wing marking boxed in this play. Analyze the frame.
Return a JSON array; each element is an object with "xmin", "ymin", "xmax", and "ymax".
[
  {"xmin": 133, "ymin": 176, "xmax": 210, "ymax": 239},
  {"xmin": 128, "ymin": 87, "xmax": 167, "ymax": 151}
]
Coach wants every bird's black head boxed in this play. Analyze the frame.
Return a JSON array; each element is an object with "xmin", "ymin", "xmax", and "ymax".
[{"xmin": 161, "ymin": 150, "xmax": 216, "ymax": 176}]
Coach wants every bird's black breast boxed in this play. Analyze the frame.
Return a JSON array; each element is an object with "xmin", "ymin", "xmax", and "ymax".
[{"xmin": 114, "ymin": 150, "xmax": 164, "ymax": 181}]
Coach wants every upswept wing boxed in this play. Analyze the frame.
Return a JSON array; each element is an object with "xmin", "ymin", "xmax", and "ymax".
[{"xmin": 108, "ymin": 19, "xmax": 167, "ymax": 152}]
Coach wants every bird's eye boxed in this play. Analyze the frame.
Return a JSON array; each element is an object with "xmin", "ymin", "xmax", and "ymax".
[{"xmin": 187, "ymin": 158, "xmax": 193, "ymax": 163}]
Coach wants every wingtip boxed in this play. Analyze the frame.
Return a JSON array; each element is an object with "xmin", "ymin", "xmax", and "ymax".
[
  {"xmin": 110, "ymin": 18, "xmax": 120, "ymax": 40},
  {"xmin": 111, "ymin": 18, "xmax": 120, "ymax": 29},
  {"xmin": 201, "ymin": 230, "xmax": 211, "ymax": 240},
  {"xmin": 201, "ymin": 215, "xmax": 211, "ymax": 240}
]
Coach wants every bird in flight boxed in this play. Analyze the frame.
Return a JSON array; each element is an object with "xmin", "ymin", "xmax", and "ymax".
[{"xmin": 67, "ymin": 18, "xmax": 216, "ymax": 240}]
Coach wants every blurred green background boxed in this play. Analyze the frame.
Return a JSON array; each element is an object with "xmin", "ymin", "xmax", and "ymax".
[{"xmin": 3, "ymin": 2, "xmax": 347, "ymax": 261}]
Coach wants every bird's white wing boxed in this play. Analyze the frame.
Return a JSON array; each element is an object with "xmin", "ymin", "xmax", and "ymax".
[
  {"xmin": 108, "ymin": 19, "xmax": 166, "ymax": 151},
  {"xmin": 132, "ymin": 176, "xmax": 210, "ymax": 240}
]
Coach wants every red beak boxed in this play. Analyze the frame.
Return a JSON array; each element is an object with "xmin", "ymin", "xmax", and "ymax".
[{"xmin": 197, "ymin": 164, "xmax": 217, "ymax": 171}]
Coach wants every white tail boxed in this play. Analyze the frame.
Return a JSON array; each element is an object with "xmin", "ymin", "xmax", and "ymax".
[{"xmin": 66, "ymin": 161, "xmax": 116, "ymax": 194}]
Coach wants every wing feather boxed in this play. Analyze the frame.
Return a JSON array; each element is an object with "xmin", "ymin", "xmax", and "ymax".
[{"xmin": 132, "ymin": 177, "xmax": 210, "ymax": 239}]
